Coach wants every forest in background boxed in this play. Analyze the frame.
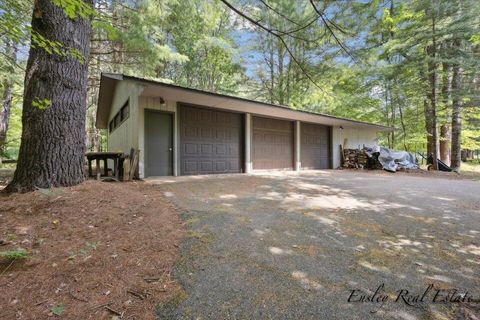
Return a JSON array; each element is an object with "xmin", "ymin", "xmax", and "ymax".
[{"xmin": 1, "ymin": 0, "xmax": 479, "ymax": 167}]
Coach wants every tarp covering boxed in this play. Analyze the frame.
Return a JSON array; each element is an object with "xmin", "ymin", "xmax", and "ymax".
[{"xmin": 376, "ymin": 147, "xmax": 419, "ymax": 172}]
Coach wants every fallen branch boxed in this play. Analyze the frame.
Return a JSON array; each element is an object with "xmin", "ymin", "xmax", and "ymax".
[
  {"xmin": 127, "ymin": 289, "xmax": 145, "ymax": 300},
  {"xmin": 105, "ymin": 305, "xmax": 122, "ymax": 316},
  {"xmin": 69, "ymin": 290, "xmax": 88, "ymax": 303},
  {"xmin": 0, "ymin": 259, "xmax": 16, "ymax": 276},
  {"xmin": 34, "ymin": 299, "xmax": 49, "ymax": 306},
  {"xmin": 143, "ymin": 277, "xmax": 160, "ymax": 283},
  {"xmin": 90, "ymin": 302, "xmax": 112, "ymax": 310}
]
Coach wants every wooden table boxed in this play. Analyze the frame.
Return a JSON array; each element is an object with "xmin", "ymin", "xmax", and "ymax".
[{"xmin": 85, "ymin": 152, "xmax": 125, "ymax": 180}]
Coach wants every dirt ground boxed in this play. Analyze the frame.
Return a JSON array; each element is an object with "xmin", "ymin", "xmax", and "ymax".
[{"xmin": 0, "ymin": 180, "xmax": 183, "ymax": 319}]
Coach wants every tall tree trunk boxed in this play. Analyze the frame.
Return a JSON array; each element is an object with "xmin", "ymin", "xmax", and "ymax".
[
  {"xmin": 439, "ymin": 62, "xmax": 452, "ymax": 165},
  {"xmin": 87, "ymin": 39, "xmax": 101, "ymax": 152},
  {"xmin": 439, "ymin": 124, "xmax": 450, "ymax": 165},
  {"xmin": 390, "ymin": 93, "xmax": 395, "ymax": 148},
  {"xmin": 385, "ymin": 87, "xmax": 391, "ymax": 148},
  {"xmin": 425, "ymin": 11, "xmax": 439, "ymax": 169},
  {"xmin": 450, "ymin": 0, "xmax": 463, "ymax": 172},
  {"xmin": 450, "ymin": 63, "xmax": 462, "ymax": 171},
  {"xmin": 0, "ymin": 41, "xmax": 17, "ymax": 156},
  {"xmin": 398, "ymin": 104, "xmax": 408, "ymax": 151},
  {"xmin": 5, "ymin": 0, "xmax": 94, "ymax": 193},
  {"xmin": 424, "ymin": 92, "xmax": 438, "ymax": 163},
  {"xmin": 89, "ymin": 101, "xmax": 100, "ymax": 152},
  {"xmin": 268, "ymin": 36, "xmax": 275, "ymax": 104},
  {"xmin": 277, "ymin": 41, "xmax": 285, "ymax": 105}
]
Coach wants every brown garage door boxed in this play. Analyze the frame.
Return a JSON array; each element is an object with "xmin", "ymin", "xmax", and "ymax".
[
  {"xmin": 301, "ymin": 122, "xmax": 331, "ymax": 169},
  {"xmin": 253, "ymin": 116, "xmax": 293, "ymax": 170},
  {"xmin": 179, "ymin": 104, "xmax": 243, "ymax": 175}
]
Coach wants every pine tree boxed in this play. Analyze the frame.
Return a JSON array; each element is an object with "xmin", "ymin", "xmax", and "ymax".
[{"xmin": 6, "ymin": 0, "xmax": 95, "ymax": 192}]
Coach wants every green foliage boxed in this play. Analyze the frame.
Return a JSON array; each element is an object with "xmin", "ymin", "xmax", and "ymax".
[
  {"xmin": 0, "ymin": 0, "xmax": 32, "ymax": 44},
  {"xmin": 471, "ymin": 33, "xmax": 480, "ymax": 45},
  {"xmin": 0, "ymin": 248, "xmax": 29, "ymax": 260},
  {"xmin": 30, "ymin": 29, "xmax": 86, "ymax": 63},
  {"xmin": 357, "ymin": 0, "xmax": 480, "ymax": 151},
  {"xmin": 31, "ymin": 97, "xmax": 52, "ymax": 110},
  {"xmin": 51, "ymin": 304, "xmax": 64, "ymax": 316},
  {"xmin": 161, "ymin": 0, "xmax": 244, "ymax": 92},
  {"xmin": 51, "ymin": 0, "xmax": 95, "ymax": 20},
  {"xmin": 1, "ymin": 0, "xmax": 91, "ymax": 62}
]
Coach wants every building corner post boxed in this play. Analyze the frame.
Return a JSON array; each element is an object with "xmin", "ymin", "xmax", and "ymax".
[
  {"xmin": 245, "ymin": 113, "xmax": 253, "ymax": 173},
  {"xmin": 295, "ymin": 120, "xmax": 301, "ymax": 171},
  {"xmin": 173, "ymin": 102, "xmax": 179, "ymax": 176}
]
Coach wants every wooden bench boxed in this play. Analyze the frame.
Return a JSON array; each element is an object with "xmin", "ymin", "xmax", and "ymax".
[{"xmin": 85, "ymin": 152, "xmax": 125, "ymax": 181}]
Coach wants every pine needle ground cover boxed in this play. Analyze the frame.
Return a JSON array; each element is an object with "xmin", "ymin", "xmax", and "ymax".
[{"xmin": 0, "ymin": 180, "xmax": 183, "ymax": 319}]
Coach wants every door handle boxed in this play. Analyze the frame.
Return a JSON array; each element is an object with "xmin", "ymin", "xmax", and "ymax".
[{"xmin": 169, "ymin": 148, "xmax": 173, "ymax": 152}]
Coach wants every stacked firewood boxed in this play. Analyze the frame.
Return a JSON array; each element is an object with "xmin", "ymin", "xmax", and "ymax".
[
  {"xmin": 357, "ymin": 150, "xmax": 368, "ymax": 168},
  {"xmin": 342, "ymin": 148, "xmax": 359, "ymax": 168},
  {"xmin": 342, "ymin": 147, "xmax": 383, "ymax": 170}
]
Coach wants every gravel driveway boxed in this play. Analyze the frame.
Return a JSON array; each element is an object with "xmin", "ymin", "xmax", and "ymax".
[{"xmin": 150, "ymin": 171, "xmax": 480, "ymax": 320}]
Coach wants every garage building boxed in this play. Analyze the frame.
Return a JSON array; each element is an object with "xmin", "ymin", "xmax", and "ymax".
[{"xmin": 96, "ymin": 73, "xmax": 392, "ymax": 178}]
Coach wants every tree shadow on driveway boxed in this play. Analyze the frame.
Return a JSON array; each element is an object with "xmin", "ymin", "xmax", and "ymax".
[{"xmin": 151, "ymin": 171, "xmax": 480, "ymax": 320}]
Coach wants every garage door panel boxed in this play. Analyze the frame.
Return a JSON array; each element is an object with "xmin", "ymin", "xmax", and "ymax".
[
  {"xmin": 301, "ymin": 123, "xmax": 330, "ymax": 169},
  {"xmin": 184, "ymin": 161, "xmax": 197, "ymax": 174},
  {"xmin": 180, "ymin": 104, "xmax": 243, "ymax": 175},
  {"xmin": 215, "ymin": 144, "xmax": 226, "ymax": 155},
  {"xmin": 200, "ymin": 128, "xmax": 212, "ymax": 139},
  {"xmin": 215, "ymin": 161, "xmax": 226, "ymax": 171},
  {"xmin": 184, "ymin": 127, "xmax": 197, "ymax": 138},
  {"xmin": 184, "ymin": 143, "xmax": 197, "ymax": 155},
  {"xmin": 253, "ymin": 117, "xmax": 293, "ymax": 170},
  {"xmin": 201, "ymin": 144, "xmax": 213, "ymax": 155}
]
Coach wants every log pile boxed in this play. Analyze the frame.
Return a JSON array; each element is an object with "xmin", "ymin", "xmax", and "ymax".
[
  {"xmin": 342, "ymin": 147, "xmax": 382, "ymax": 170},
  {"xmin": 357, "ymin": 150, "xmax": 368, "ymax": 167},
  {"xmin": 342, "ymin": 148, "xmax": 359, "ymax": 168}
]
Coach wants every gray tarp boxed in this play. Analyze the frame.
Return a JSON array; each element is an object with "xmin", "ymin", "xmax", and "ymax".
[{"xmin": 377, "ymin": 147, "xmax": 418, "ymax": 172}]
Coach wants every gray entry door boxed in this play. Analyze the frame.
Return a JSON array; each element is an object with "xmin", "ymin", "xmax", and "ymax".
[{"xmin": 145, "ymin": 110, "xmax": 173, "ymax": 176}]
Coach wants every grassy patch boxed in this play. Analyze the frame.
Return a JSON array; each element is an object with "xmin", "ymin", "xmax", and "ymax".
[
  {"xmin": 0, "ymin": 248, "xmax": 29, "ymax": 260},
  {"xmin": 156, "ymin": 286, "xmax": 188, "ymax": 319},
  {"xmin": 184, "ymin": 217, "xmax": 200, "ymax": 227},
  {"xmin": 186, "ymin": 230, "xmax": 214, "ymax": 244},
  {"xmin": 461, "ymin": 160, "xmax": 480, "ymax": 179}
]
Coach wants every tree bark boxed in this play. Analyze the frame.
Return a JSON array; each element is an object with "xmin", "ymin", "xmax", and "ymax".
[
  {"xmin": 450, "ymin": 63, "xmax": 462, "ymax": 171},
  {"xmin": 425, "ymin": 13, "xmax": 439, "ymax": 169},
  {"xmin": 5, "ymin": 0, "xmax": 94, "ymax": 193},
  {"xmin": 89, "ymin": 103, "xmax": 100, "ymax": 152},
  {"xmin": 439, "ymin": 124, "xmax": 450, "ymax": 166},
  {"xmin": 439, "ymin": 62, "xmax": 452, "ymax": 165},
  {"xmin": 0, "ymin": 41, "xmax": 17, "ymax": 156},
  {"xmin": 424, "ymin": 92, "xmax": 438, "ymax": 163}
]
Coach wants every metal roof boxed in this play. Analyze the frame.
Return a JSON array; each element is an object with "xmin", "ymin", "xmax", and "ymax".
[{"xmin": 96, "ymin": 73, "xmax": 394, "ymax": 132}]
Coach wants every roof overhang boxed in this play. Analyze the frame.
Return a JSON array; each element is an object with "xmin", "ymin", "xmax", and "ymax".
[
  {"xmin": 96, "ymin": 73, "xmax": 394, "ymax": 132},
  {"xmin": 96, "ymin": 73, "xmax": 124, "ymax": 129}
]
